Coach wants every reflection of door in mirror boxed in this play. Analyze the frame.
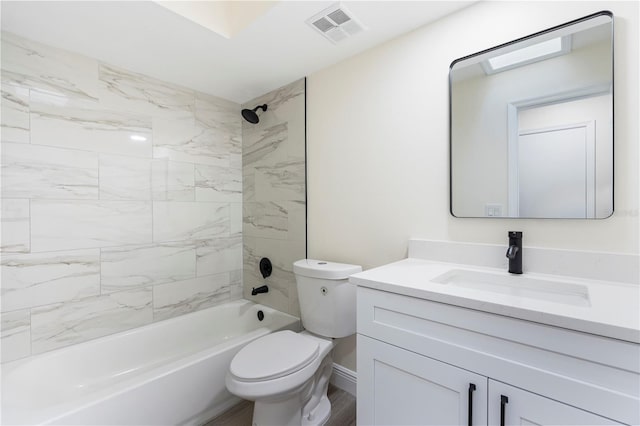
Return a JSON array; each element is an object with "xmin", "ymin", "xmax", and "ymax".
[
  {"xmin": 507, "ymin": 93, "xmax": 612, "ymax": 218},
  {"xmin": 517, "ymin": 122, "xmax": 593, "ymax": 218}
]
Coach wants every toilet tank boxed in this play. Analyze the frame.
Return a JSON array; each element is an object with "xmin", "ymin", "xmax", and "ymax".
[{"xmin": 293, "ymin": 259, "xmax": 362, "ymax": 338}]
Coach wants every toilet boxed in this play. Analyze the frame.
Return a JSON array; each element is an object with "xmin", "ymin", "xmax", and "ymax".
[{"xmin": 226, "ymin": 259, "xmax": 362, "ymax": 426}]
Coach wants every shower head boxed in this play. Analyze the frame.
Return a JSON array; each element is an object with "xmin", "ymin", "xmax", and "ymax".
[{"xmin": 241, "ymin": 104, "xmax": 268, "ymax": 124}]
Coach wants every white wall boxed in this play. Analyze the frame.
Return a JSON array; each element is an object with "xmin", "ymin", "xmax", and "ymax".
[{"xmin": 307, "ymin": 1, "xmax": 639, "ymax": 371}]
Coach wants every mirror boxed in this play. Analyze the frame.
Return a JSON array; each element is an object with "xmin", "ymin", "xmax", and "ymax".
[{"xmin": 450, "ymin": 11, "xmax": 613, "ymax": 219}]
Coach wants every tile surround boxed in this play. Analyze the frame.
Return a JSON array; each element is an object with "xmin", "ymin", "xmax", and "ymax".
[
  {"xmin": 243, "ymin": 202, "xmax": 290, "ymax": 240},
  {"xmin": 152, "ymin": 117, "xmax": 231, "ymax": 166},
  {"xmin": 1, "ymin": 32, "xmax": 100, "ymax": 104},
  {"xmin": 29, "ymin": 101, "xmax": 153, "ymax": 158},
  {"xmin": 1, "ymin": 142, "xmax": 99, "ymax": 200},
  {"xmin": 242, "ymin": 79, "xmax": 306, "ymax": 318},
  {"xmin": 153, "ymin": 273, "xmax": 234, "ymax": 321},
  {"xmin": 242, "ymin": 123, "xmax": 289, "ymax": 167},
  {"xmin": 152, "ymin": 159, "xmax": 195, "ymax": 201},
  {"xmin": 1, "ymin": 80, "xmax": 30, "ymax": 144},
  {"xmin": 30, "ymin": 200, "xmax": 153, "ymax": 252},
  {"xmin": 0, "ymin": 33, "xmax": 305, "ymax": 362},
  {"xmin": 254, "ymin": 159, "xmax": 306, "ymax": 202},
  {"xmin": 99, "ymin": 154, "xmax": 152, "ymax": 200},
  {"xmin": 195, "ymin": 163, "xmax": 242, "ymax": 202},
  {"xmin": 196, "ymin": 236, "xmax": 243, "ymax": 276},
  {"xmin": 1, "ymin": 309, "xmax": 31, "ymax": 362},
  {"xmin": 30, "ymin": 287, "xmax": 153, "ymax": 354},
  {"xmin": 0, "ymin": 32, "xmax": 244, "ymax": 362},
  {"xmin": 1, "ymin": 199, "xmax": 30, "ymax": 253},
  {"xmin": 101, "ymin": 242, "xmax": 197, "ymax": 293},
  {"xmin": 98, "ymin": 63, "xmax": 194, "ymax": 117},
  {"xmin": 1, "ymin": 249, "xmax": 101, "ymax": 312},
  {"xmin": 152, "ymin": 201, "xmax": 230, "ymax": 242}
]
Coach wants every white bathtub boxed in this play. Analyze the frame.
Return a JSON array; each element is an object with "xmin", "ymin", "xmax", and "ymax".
[{"xmin": 1, "ymin": 300, "xmax": 300, "ymax": 425}]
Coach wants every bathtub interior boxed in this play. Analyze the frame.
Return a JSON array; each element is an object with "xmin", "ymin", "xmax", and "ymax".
[{"xmin": 1, "ymin": 299, "xmax": 300, "ymax": 425}]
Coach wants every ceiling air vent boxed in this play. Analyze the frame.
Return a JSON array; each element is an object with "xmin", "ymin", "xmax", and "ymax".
[{"xmin": 306, "ymin": 3, "xmax": 365, "ymax": 44}]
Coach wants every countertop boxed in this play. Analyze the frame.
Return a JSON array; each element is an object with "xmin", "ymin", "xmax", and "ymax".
[{"xmin": 350, "ymin": 258, "xmax": 640, "ymax": 344}]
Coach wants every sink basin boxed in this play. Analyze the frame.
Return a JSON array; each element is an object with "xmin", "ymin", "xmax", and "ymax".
[{"xmin": 432, "ymin": 269, "xmax": 591, "ymax": 307}]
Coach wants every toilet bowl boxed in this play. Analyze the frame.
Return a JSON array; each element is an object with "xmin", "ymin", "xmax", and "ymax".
[
  {"xmin": 225, "ymin": 259, "xmax": 361, "ymax": 426},
  {"xmin": 226, "ymin": 331, "xmax": 334, "ymax": 425}
]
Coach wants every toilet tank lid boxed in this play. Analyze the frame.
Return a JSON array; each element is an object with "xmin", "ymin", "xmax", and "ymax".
[{"xmin": 293, "ymin": 259, "xmax": 362, "ymax": 280}]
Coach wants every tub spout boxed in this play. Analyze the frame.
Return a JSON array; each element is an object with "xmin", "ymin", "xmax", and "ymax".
[{"xmin": 251, "ymin": 285, "xmax": 269, "ymax": 296}]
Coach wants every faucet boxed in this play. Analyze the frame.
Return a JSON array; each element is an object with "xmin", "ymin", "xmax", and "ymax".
[
  {"xmin": 252, "ymin": 258, "xmax": 272, "ymax": 295},
  {"xmin": 506, "ymin": 231, "xmax": 523, "ymax": 274},
  {"xmin": 251, "ymin": 285, "xmax": 269, "ymax": 296}
]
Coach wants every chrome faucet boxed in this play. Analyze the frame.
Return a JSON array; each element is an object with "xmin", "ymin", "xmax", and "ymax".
[{"xmin": 506, "ymin": 231, "xmax": 523, "ymax": 274}]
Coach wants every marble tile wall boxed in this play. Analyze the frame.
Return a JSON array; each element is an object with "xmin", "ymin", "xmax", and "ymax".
[
  {"xmin": 0, "ymin": 32, "xmax": 243, "ymax": 362},
  {"xmin": 242, "ymin": 79, "xmax": 306, "ymax": 317}
]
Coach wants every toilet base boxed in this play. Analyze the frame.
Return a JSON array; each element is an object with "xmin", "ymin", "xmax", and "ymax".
[
  {"xmin": 302, "ymin": 395, "xmax": 331, "ymax": 426},
  {"xmin": 252, "ymin": 392, "xmax": 306, "ymax": 426},
  {"xmin": 251, "ymin": 350, "xmax": 334, "ymax": 426},
  {"xmin": 251, "ymin": 385, "xmax": 332, "ymax": 426}
]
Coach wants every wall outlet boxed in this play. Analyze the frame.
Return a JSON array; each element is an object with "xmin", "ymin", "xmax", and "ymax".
[{"xmin": 485, "ymin": 203, "xmax": 503, "ymax": 217}]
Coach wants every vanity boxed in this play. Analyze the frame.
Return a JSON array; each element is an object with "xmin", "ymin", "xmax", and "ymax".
[
  {"xmin": 352, "ymin": 241, "xmax": 639, "ymax": 426},
  {"xmin": 351, "ymin": 9, "xmax": 638, "ymax": 425}
]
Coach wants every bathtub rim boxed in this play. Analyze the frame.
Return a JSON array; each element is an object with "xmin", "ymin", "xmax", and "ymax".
[
  {"xmin": 1, "ymin": 299, "xmax": 300, "ymax": 426},
  {"xmin": 3, "ymin": 298, "xmax": 298, "ymax": 369}
]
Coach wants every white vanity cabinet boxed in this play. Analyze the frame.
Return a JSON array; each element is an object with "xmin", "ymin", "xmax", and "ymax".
[
  {"xmin": 487, "ymin": 380, "xmax": 617, "ymax": 426},
  {"xmin": 358, "ymin": 334, "xmax": 488, "ymax": 425},
  {"xmin": 356, "ymin": 286, "xmax": 639, "ymax": 426}
]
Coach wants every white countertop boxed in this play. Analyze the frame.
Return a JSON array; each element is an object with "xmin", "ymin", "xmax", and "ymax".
[{"xmin": 350, "ymin": 258, "xmax": 640, "ymax": 343}]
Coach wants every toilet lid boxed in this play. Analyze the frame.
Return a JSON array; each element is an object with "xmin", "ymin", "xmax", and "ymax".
[{"xmin": 230, "ymin": 331, "xmax": 319, "ymax": 381}]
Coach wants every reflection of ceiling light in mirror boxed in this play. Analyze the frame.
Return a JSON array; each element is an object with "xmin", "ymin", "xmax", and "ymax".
[
  {"xmin": 129, "ymin": 135, "xmax": 147, "ymax": 142},
  {"xmin": 483, "ymin": 36, "xmax": 570, "ymax": 74}
]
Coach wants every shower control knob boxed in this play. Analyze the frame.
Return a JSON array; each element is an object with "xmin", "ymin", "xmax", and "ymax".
[{"xmin": 259, "ymin": 257, "xmax": 272, "ymax": 279}]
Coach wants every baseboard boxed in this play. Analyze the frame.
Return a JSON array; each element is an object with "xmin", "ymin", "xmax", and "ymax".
[{"xmin": 330, "ymin": 363, "xmax": 357, "ymax": 397}]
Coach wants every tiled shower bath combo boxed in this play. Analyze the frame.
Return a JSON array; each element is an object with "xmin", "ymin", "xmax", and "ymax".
[{"xmin": 0, "ymin": 32, "xmax": 306, "ymax": 363}]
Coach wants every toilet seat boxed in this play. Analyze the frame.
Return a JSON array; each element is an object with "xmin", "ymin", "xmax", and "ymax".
[{"xmin": 229, "ymin": 331, "xmax": 319, "ymax": 382}]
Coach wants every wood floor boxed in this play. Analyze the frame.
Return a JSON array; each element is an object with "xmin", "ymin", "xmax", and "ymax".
[{"xmin": 206, "ymin": 384, "xmax": 356, "ymax": 426}]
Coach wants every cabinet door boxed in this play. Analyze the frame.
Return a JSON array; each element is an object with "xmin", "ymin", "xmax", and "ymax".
[
  {"xmin": 358, "ymin": 334, "xmax": 487, "ymax": 426},
  {"xmin": 488, "ymin": 380, "xmax": 618, "ymax": 426}
]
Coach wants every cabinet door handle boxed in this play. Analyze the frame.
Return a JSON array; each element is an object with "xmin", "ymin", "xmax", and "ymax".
[
  {"xmin": 467, "ymin": 383, "xmax": 476, "ymax": 426},
  {"xmin": 500, "ymin": 395, "xmax": 509, "ymax": 426}
]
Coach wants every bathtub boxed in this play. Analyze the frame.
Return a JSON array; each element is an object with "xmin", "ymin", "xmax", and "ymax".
[{"xmin": 1, "ymin": 300, "xmax": 300, "ymax": 425}]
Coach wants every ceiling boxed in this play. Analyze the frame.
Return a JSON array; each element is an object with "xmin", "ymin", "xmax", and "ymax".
[{"xmin": 1, "ymin": 1, "xmax": 474, "ymax": 104}]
